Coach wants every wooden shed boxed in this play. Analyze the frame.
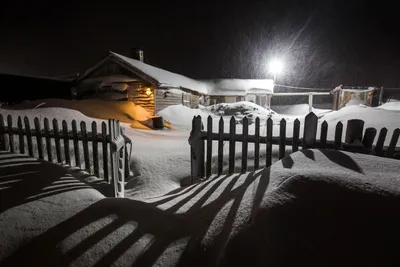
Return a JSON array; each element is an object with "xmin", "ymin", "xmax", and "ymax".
[{"xmin": 75, "ymin": 51, "xmax": 207, "ymax": 115}]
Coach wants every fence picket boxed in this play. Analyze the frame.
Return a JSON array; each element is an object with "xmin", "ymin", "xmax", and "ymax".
[
  {"xmin": 92, "ymin": 121, "xmax": 100, "ymax": 177},
  {"xmin": 43, "ymin": 118, "xmax": 52, "ymax": 162},
  {"xmin": 334, "ymin": 122, "xmax": 343, "ymax": 150},
  {"xmin": 53, "ymin": 119, "xmax": 62, "ymax": 163},
  {"xmin": 279, "ymin": 119, "xmax": 286, "ymax": 159},
  {"xmin": 228, "ymin": 117, "xmax": 236, "ymax": 174},
  {"xmin": 241, "ymin": 117, "xmax": 249, "ymax": 173},
  {"xmin": 292, "ymin": 119, "xmax": 300, "ymax": 152},
  {"xmin": 102, "ymin": 122, "xmax": 109, "ymax": 181},
  {"xmin": 206, "ymin": 116, "xmax": 212, "ymax": 177},
  {"xmin": 0, "ymin": 114, "xmax": 5, "ymax": 150},
  {"xmin": 374, "ymin": 128, "xmax": 388, "ymax": 156},
  {"xmin": 320, "ymin": 121, "xmax": 328, "ymax": 148},
  {"xmin": 71, "ymin": 120, "xmax": 81, "ymax": 168},
  {"xmin": 7, "ymin": 115, "xmax": 15, "ymax": 153},
  {"xmin": 387, "ymin": 128, "xmax": 399, "ymax": 157},
  {"xmin": 217, "ymin": 117, "xmax": 224, "ymax": 175},
  {"xmin": 266, "ymin": 118, "xmax": 273, "ymax": 167},
  {"xmin": 254, "ymin": 117, "xmax": 260, "ymax": 170},
  {"xmin": 81, "ymin": 121, "xmax": 90, "ymax": 171},
  {"xmin": 362, "ymin": 128, "xmax": 377, "ymax": 152},
  {"xmin": 62, "ymin": 120, "xmax": 71, "ymax": 165},
  {"xmin": 24, "ymin": 117, "xmax": 33, "ymax": 157},
  {"xmin": 303, "ymin": 112, "xmax": 318, "ymax": 149},
  {"xmin": 17, "ymin": 116, "xmax": 25, "ymax": 154},
  {"xmin": 34, "ymin": 118, "xmax": 44, "ymax": 160}
]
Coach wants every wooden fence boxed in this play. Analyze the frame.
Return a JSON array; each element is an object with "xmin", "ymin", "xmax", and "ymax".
[
  {"xmin": 0, "ymin": 113, "xmax": 131, "ymax": 198},
  {"xmin": 189, "ymin": 112, "xmax": 400, "ymax": 183}
]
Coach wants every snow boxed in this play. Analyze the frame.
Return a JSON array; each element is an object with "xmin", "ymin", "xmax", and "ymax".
[
  {"xmin": 378, "ymin": 101, "xmax": 400, "ymax": 111},
  {"xmin": 158, "ymin": 104, "xmax": 210, "ymax": 130},
  {"xmin": 2, "ymin": 150, "xmax": 400, "ymax": 266},
  {"xmin": 202, "ymin": 79, "xmax": 274, "ymax": 96},
  {"xmin": 111, "ymin": 52, "xmax": 209, "ymax": 94},
  {"xmin": 8, "ymin": 99, "xmax": 154, "ymax": 129},
  {"xmin": 271, "ymin": 104, "xmax": 331, "ymax": 116},
  {"xmin": 345, "ymin": 99, "xmax": 369, "ymax": 106}
]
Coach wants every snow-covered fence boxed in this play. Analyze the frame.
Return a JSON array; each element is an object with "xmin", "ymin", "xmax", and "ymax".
[
  {"xmin": 189, "ymin": 113, "xmax": 400, "ymax": 183},
  {"xmin": 0, "ymin": 113, "xmax": 131, "ymax": 197}
]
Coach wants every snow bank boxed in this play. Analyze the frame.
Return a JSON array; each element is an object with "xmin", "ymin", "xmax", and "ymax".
[
  {"xmin": 4, "ymin": 150, "xmax": 400, "ymax": 266},
  {"xmin": 7, "ymin": 99, "xmax": 153, "ymax": 129},
  {"xmin": 158, "ymin": 104, "xmax": 211, "ymax": 129},
  {"xmin": 272, "ymin": 104, "xmax": 331, "ymax": 116},
  {"xmin": 205, "ymin": 101, "xmax": 275, "ymax": 117},
  {"xmin": 378, "ymin": 101, "xmax": 400, "ymax": 111},
  {"xmin": 203, "ymin": 79, "xmax": 274, "ymax": 96}
]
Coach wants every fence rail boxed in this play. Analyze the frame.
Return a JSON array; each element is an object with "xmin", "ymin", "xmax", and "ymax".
[
  {"xmin": 189, "ymin": 112, "xmax": 400, "ymax": 184},
  {"xmin": 0, "ymin": 113, "xmax": 131, "ymax": 197}
]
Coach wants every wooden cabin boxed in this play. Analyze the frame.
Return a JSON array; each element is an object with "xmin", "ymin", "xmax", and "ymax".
[
  {"xmin": 75, "ymin": 50, "xmax": 207, "ymax": 115},
  {"xmin": 331, "ymin": 86, "xmax": 382, "ymax": 110}
]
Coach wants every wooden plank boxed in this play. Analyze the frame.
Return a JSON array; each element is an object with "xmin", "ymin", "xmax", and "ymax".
[
  {"xmin": 278, "ymin": 119, "xmax": 286, "ymax": 160},
  {"xmin": 345, "ymin": 119, "xmax": 364, "ymax": 144},
  {"xmin": 206, "ymin": 116, "xmax": 212, "ymax": 178},
  {"xmin": 24, "ymin": 117, "xmax": 33, "ymax": 157},
  {"xmin": 62, "ymin": 120, "xmax": 71, "ymax": 165},
  {"xmin": 92, "ymin": 121, "xmax": 100, "ymax": 177},
  {"xmin": 292, "ymin": 119, "xmax": 300, "ymax": 152},
  {"xmin": 81, "ymin": 121, "xmax": 90, "ymax": 171},
  {"xmin": 217, "ymin": 117, "xmax": 224, "ymax": 175},
  {"xmin": 190, "ymin": 116, "xmax": 203, "ymax": 183},
  {"xmin": 0, "ymin": 114, "xmax": 5, "ymax": 150},
  {"xmin": 241, "ymin": 117, "xmax": 249, "ymax": 173},
  {"xmin": 71, "ymin": 120, "xmax": 81, "ymax": 168},
  {"xmin": 34, "ymin": 118, "xmax": 44, "ymax": 160},
  {"xmin": 7, "ymin": 115, "xmax": 15, "ymax": 153},
  {"xmin": 334, "ymin": 122, "xmax": 343, "ymax": 150},
  {"xmin": 266, "ymin": 118, "xmax": 273, "ymax": 167},
  {"xmin": 228, "ymin": 116, "xmax": 236, "ymax": 174},
  {"xmin": 386, "ymin": 128, "xmax": 399, "ymax": 158},
  {"xmin": 102, "ymin": 122, "xmax": 109, "ymax": 181},
  {"xmin": 303, "ymin": 112, "xmax": 318, "ymax": 149},
  {"xmin": 109, "ymin": 119, "xmax": 117, "ymax": 196},
  {"xmin": 43, "ymin": 118, "xmax": 52, "ymax": 162},
  {"xmin": 254, "ymin": 117, "xmax": 260, "ymax": 170},
  {"xmin": 362, "ymin": 127, "xmax": 377, "ymax": 152},
  {"xmin": 320, "ymin": 121, "xmax": 328, "ymax": 148},
  {"xmin": 17, "ymin": 116, "xmax": 25, "ymax": 154},
  {"xmin": 374, "ymin": 127, "xmax": 387, "ymax": 156},
  {"xmin": 53, "ymin": 119, "xmax": 62, "ymax": 163}
]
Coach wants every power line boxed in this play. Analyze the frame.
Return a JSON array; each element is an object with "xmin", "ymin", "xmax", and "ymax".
[{"xmin": 274, "ymin": 84, "xmax": 332, "ymax": 91}]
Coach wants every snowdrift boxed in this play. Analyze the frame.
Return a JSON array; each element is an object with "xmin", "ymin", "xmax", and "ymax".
[
  {"xmin": 3, "ymin": 150, "xmax": 400, "ymax": 266},
  {"xmin": 8, "ymin": 99, "xmax": 154, "ymax": 129}
]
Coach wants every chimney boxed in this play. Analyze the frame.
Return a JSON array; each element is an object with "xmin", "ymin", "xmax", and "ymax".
[{"xmin": 130, "ymin": 48, "xmax": 144, "ymax": 62}]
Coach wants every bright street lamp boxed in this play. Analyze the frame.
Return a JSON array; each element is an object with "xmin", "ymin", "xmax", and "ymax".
[{"xmin": 268, "ymin": 59, "xmax": 284, "ymax": 81}]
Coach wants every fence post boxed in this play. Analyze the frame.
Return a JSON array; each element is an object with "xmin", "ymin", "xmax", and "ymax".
[
  {"xmin": 0, "ymin": 114, "xmax": 9, "ymax": 151},
  {"xmin": 292, "ymin": 119, "xmax": 300, "ymax": 152},
  {"xmin": 279, "ymin": 119, "xmax": 286, "ymax": 159},
  {"xmin": 254, "ymin": 117, "xmax": 260, "ymax": 170},
  {"xmin": 7, "ymin": 115, "xmax": 15, "ymax": 153},
  {"xmin": 303, "ymin": 112, "xmax": 318, "ymax": 149},
  {"xmin": 387, "ymin": 128, "xmax": 400, "ymax": 158},
  {"xmin": 334, "ymin": 122, "xmax": 343, "ymax": 150},
  {"xmin": 362, "ymin": 127, "xmax": 377, "ymax": 153},
  {"xmin": 217, "ymin": 117, "xmax": 224, "ymax": 175},
  {"xmin": 374, "ymin": 128, "xmax": 388, "ymax": 156},
  {"xmin": 379, "ymin": 86, "xmax": 384, "ymax": 105},
  {"xmin": 228, "ymin": 117, "xmax": 236, "ymax": 174},
  {"xmin": 241, "ymin": 117, "xmax": 248, "ymax": 173},
  {"xmin": 17, "ymin": 116, "xmax": 25, "ymax": 154},
  {"xmin": 308, "ymin": 94, "xmax": 313, "ymax": 113},
  {"xmin": 320, "ymin": 121, "xmax": 328, "ymax": 148},
  {"xmin": 206, "ymin": 116, "xmax": 213, "ymax": 178},
  {"xmin": 266, "ymin": 118, "xmax": 272, "ymax": 167},
  {"xmin": 190, "ymin": 116, "xmax": 203, "ymax": 184}
]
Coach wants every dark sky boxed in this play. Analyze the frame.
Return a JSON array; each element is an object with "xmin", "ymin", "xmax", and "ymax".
[{"xmin": 1, "ymin": 0, "xmax": 400, "ymax": 88}]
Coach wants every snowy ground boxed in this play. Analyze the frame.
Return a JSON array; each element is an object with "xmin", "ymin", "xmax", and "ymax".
[
  {"xmin": 2, "ymin": 149, "xmax": 400, "ymax": 266},
  {"xmin": 2, "ymin": 101, "xmax": 400, "ymax": 200}
]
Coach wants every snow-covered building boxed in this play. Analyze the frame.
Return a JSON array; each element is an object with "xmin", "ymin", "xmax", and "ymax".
[
  {"xmin": 331, "ymin": 86, "xmax": 382, "ymax": 110},
  {"xmin": 75, "ymin": 50, "xmax": 274, "ymax": 114}
]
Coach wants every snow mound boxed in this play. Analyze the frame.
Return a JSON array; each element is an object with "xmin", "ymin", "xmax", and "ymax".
[
  {"xmin": 6, "ymin": 99, "xmax": 153, "ymax": 129},
  {"xmin": 378, "ymin": 101, "xmax": 400, "ymax": 111},
  {"xmin": 158, "ymin": 104, "xmax": 211, "ymax": 129},
  {"xmin": 3, "ymin": 150, "xmax": 400, "ymax": 266},
  {"xmin": 272, "ymin": 104, "xmax": 332, "ymax": 116},
  {"xmin": 206, "ymin": 101, "xmax": 275, "ymax": 117}
]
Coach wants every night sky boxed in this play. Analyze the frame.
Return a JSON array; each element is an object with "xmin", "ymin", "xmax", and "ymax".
[{"xmin": 1, "ymin": 0, "xmax": 400, "ymax": 88}]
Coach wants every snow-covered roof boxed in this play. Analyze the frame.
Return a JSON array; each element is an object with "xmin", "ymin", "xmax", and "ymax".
[
  {"xmin": 110, "ymin": 52, "xmax": 209, "ymax": 94},
  {"xmin": 202, "ymin": 79, "xmax": 274, "ymax": 96}
]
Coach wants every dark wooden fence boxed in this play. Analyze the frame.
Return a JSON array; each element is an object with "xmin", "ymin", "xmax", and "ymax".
[
  {"xmin": 189, "ymin": 112, "xmax": 400, "ymax": 183},
  {"xmin": 0, "ymin": 113, "xmax": 131, "ymax": 197}
]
